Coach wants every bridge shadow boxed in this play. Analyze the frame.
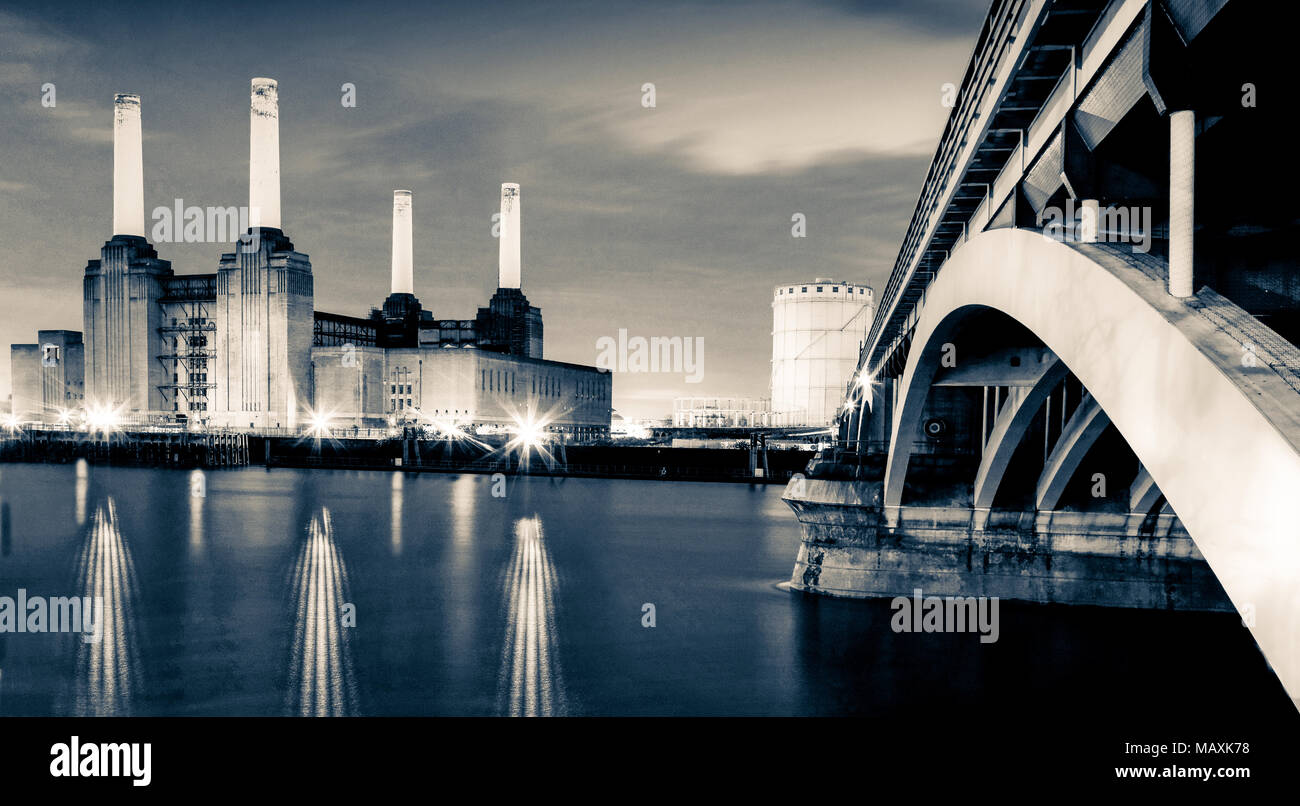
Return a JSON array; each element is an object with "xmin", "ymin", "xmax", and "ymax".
[{"xmin": 790, "ymin": 590, "xmax": 1297, "ymax": 730}]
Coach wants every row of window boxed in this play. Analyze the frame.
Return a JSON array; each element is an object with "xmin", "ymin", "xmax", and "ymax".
[
  {"xmin": 479, "ymin": 368, "xmax": 608, "ymax": 400},
  {"xmin": 779, "ymin": 286, "xmax": 867, "ymax": 295}
]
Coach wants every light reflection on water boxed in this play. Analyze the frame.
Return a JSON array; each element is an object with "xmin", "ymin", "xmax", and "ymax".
[
  {"xmin": 0, "ymin": 464, "xmax": 1289, "ymax": 720},
  {"xmin": 390, "ymin": 474, "xmax": 403, "ymax": 557},
  {"xmin": 286, "ymin": 508, "xmax": 359, "ymax": 716},
  {"xmin": 496, "ymin": 515, "xmax": 569, "ymax": 716},
  {"xmin": 189, "ymin": 469, "xmax": 205, "ymax": 556},
  {"xmin": 71, "ymin": 498, "xmax": 140, "ymax": 716},
  {"xmin": 74, "ymin": 459, "xmax": 87, "ymax": 527}
]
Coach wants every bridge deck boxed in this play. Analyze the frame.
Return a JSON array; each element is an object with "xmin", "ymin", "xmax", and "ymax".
[{"xmin": 1071, "ymin": 240, "xmax": 1300, "ymax": 453}]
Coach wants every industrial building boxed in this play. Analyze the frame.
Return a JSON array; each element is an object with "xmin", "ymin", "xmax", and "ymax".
[
  {"xmin": 13, "ymin": 79, "xmax": 610, "ymax": 440},
  {"xmin": 309, "ymin": 185, "xmax": 607, "ymax": 438},
  {"xmin": 7, "ymin": 330, "xmax": 85, "ymax": 421},
  {"xmin": 769, "ymin": 278, "xmax": 872, "ymax": 427}
]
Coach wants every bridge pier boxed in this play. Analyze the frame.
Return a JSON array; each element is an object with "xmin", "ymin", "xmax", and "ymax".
[{"xmin": 786, "ymin": 478, "xmax": 1230, "ymax": 612}]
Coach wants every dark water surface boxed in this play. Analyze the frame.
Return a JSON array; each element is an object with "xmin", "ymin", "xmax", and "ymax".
[{"xmin": 0, "ymin": 462, "xmax": 1294, "ymax": 723}]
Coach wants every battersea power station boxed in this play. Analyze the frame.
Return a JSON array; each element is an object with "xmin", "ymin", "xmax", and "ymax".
[{"xmin": 10, "ymin": 79, "xmax": 611, "ymax": 440}]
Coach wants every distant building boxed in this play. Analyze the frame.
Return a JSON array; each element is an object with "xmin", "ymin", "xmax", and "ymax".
[
  {"xmin": 672, "ymin": 396, "xmax": 770, "ymax": 428},
  {"xmin": 50, "ymin": 81, "xmax": 611, "ymax": 439},
  {"xmin": 9, "ymin": 330, "xmax": 85, "ymax": 421},
  {"xmin": 770, "ymin": 278, "xmax": 872, "ymax": 427}
]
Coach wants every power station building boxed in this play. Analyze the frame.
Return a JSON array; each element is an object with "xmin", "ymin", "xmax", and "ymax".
[
  {"xmin": 770, "ymin": 278, "xmax": 873, "ymax": 427},
  {"xmin": 309, "ymin": 186, "xmax": 608, "ymax": 438},
  {"xmin": 13, "ymin": 79, "xmax": 611, "ymax": 439}
]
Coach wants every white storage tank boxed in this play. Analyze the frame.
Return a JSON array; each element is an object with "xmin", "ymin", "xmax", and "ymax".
[{"xmin": 770, "ymin": 278, "xmax": 872, "ymax": 427}]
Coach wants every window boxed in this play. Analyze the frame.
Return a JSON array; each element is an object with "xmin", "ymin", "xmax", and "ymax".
[
  {"xmin": 816, "ymin": 286, "xmax": 823, "ymax": 292},
  {"xmin": 832, "ymin": 287, "xmax": 838, "ymax": 292},
  {"xmin": 801, "ymin": 287, "xmax": 807, "ymax": 293}
]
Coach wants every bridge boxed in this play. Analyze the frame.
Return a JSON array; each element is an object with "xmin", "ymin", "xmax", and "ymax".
[{"xmin": 782, "ymin": 0, "xmax": 1300, "ymax": 709}]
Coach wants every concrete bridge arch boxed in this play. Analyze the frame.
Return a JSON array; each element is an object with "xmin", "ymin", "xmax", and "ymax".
[{"xmin": 880, "ymin": 227, "xmax": 1300, "ymax": 706}]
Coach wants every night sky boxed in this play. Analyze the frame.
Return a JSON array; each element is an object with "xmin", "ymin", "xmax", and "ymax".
[{"xmin": 0, "ymin": 0, "xmax": 987, "ymax": 418}]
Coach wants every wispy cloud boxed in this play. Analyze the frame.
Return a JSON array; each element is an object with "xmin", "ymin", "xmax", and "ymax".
[{"xmin": 0, "ymin": 0, "xmax": 981, "ymax": 417}]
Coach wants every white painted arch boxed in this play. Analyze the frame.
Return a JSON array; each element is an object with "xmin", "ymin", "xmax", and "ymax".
[{"xmin": 880, "ymin": 228, "xmax": 1300, "ymax": 708}]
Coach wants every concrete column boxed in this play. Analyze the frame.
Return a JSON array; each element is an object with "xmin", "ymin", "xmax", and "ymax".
[
  {"xmin": 1077, "ymin": 199, "xmax": 1099, "ymax": 243},
  {"xmin": 854, "ymin": 394, "xmax": 868, "ymax": 453},
  {"xmin": 391, "ymin": 190, "xmax": 413, "ymax": 295},
  {"xmin": 249, "ymin": 78, "xmax": 281, "ymax": 230},
  {"xmin": 844, "ymin": 399, "xmax": 859, "ymax": 451},
  {"xmin": 112, "ymin": 94, "xmax": 145, "ymax": 237},
  {"xmin": 498, "ymin": 183, "xmax": 521, "ymax": 289},
  {"xmin": 1169, "ymin": 110, "xmax": 1195, "ymax": 298}
]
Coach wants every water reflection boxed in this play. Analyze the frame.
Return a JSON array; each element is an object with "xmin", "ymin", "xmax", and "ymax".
[
  {"xmin": 72, "ymin": 499, "xmax": 140, "ymax": 716},
  {"xmin": 286, "ymin": 508, "xmax": 358, "ymax": 716},
  {"xmin": 189, "ymin": 470, "xmax": 205, "ymax": 555},
  {"xmin": 74, "ymin": 459, "xmax": 88, "ymax": 527},
  {"xmin": 390, "ymin": 474, "xmax": 403, "ymax": 557},
  {"xmin": 496, "ymin": 515, "xmax": 569, "ymax": 716}
]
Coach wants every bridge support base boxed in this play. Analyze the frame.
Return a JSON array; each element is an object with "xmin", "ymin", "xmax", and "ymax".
[{"xmin": 785, "ymin": 478, "xmax": 1231, "ymax": 611}]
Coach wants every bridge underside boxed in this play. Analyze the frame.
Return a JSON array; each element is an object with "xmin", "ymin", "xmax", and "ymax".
[{"xmin": 786, "ymin": 228, "xmax": 1300, "ymax": 708}]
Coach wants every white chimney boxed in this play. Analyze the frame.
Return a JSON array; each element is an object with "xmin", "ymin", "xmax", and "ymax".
[
  {"xmin": 249, "ymin": 78, "xmax": 281, "ymax": 230},
  {"xmin": 391, "ymin": 190, "xmax": 413, "ymax": 295},
  {"xmin": 112, "ymin": 93, "xmax": 145, "ymax": 237},
  {"xmin": 498, "ymin": 183, "xmax": 521, "ymax": 289}
]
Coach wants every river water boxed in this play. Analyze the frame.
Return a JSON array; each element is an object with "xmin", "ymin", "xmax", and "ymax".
[{"xmin": 0, "ymin": 462, "xmax": 1293, "ymax": 721}]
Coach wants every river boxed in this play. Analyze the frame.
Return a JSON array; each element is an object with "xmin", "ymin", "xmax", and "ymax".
[{"xmin": 0, "ymin": 461, "xmax": 1292, "ymax": 721}]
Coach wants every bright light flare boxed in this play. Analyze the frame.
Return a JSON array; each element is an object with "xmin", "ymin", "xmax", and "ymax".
[
  {"xmin": 83, "ymin": 402, "xmax": 124, "ymax": 434},
  {"xmin": 507, "ymin": 415, "xmax": 548, "ymax": 451},
  {"xmin": 304, "ymin": 408, "xmax": 335, "ymax": 438},
  {"xmin": 855, "ymin": 371, "xmax": 877, "ymax": 412}
]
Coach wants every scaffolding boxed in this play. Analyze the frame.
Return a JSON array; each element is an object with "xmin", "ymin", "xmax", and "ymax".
[{"xmin": 156, "ymin": 275, "xmax": 217, "ymax": 417}]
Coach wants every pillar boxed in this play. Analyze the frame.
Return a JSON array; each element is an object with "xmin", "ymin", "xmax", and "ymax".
[{"xmin": 1169, "ymin": 109, "xmax": 1195, "ymax": 298}]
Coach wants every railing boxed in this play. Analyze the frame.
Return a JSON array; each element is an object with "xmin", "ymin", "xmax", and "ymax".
[
  {"xmin": 1026, "ymin": 66, "xmax": 1074, "ymax": 157},
  {"xmin": 861, "ymin": 0, "xmax": 1035, "ymax": 374},
  {"xmin": 990, "ymin": 139, "xmax": 1023, "ymax": 216},
  {"xmin": 860, "ymin": 0, "xmax": 1146, "ymax": 381}
]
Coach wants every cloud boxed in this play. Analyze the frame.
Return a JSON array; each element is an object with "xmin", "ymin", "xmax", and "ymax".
[{"xmin": 0, "ymin": 0, "xmax": 976, "ymax": 418}]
